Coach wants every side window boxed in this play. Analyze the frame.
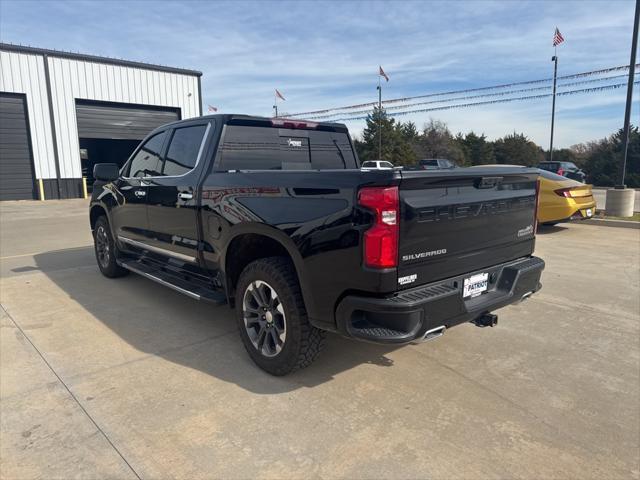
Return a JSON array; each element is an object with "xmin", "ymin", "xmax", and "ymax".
[
  {"xmin": 162, "ymin": 125, "xmax": 207, "ymax": 176},
  {"xmin": 127, "ymin": 132, "xmax": 166, "ymax": 178}
]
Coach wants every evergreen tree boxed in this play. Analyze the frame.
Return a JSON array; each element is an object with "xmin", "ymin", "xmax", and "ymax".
[
  {"xmin": 583, "ymin": 126, "xmax": 639, "ymax": 187},
  {"xmin": 355, "ymin": 107, "xmax": 416, "ymax": 165},
  {"xmin": 493, "ymin": 132, "xmax": 544, "ymax": 166},
  {"xmin": 456, "ymin": 131, "xmax": 495, "ymax": 166}
]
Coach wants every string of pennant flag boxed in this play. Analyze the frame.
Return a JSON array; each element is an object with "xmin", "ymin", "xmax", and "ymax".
[
  {"xmin": 296, "ymin": 73, "xmax": 636, "ymax": 120},
  {"xmin": 324, "ymin": 81, "xmax": 639, "ymax": 123},
  {"xmin": 285, "ymin": 64, "xmax": 638, "ymax": 118}
]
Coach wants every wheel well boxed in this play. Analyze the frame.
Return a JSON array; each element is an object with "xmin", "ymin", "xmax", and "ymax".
[
  {"xmin": 225, "ymin": 234, "xmax": 293, "ymax": 306},
  {"xmin": 89, "ymin": 205, "xmax": 107, "ymax": 230}
]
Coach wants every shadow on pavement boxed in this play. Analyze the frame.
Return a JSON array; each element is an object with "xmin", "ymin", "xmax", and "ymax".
[
  {"xmin": 536, "ymin": 224, "xmax": 570, "ymax": 235},
  {"xmin": 34, "ymin": 247, "xmax": 400, "ymax": 394}
]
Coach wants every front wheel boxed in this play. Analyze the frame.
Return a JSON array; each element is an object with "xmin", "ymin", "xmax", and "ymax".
[
  {"xmin": 93, "ymin": 216, "xmax": 128, "ymax": 278},
  {"xmin": 235, "ymin": 257, "xmax": 325, "ymax": 375}
]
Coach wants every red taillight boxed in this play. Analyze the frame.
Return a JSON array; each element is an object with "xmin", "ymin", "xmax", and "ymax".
[
  {"xmin": 358, "ymin": 186, "xmax": 399, "ymax": 269},
  {"xmin": 554, "ymin": 187, "xmax": 575, "ymax": 198}
]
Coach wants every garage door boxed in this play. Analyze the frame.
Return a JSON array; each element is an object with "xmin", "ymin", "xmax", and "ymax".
[
  {"xmin": 0, "ymin": 93, "xmax": 36, "ymax": 200},
  {"xmin": 75, "ymin": 100, "xmax": 180, "ymax": 140}
]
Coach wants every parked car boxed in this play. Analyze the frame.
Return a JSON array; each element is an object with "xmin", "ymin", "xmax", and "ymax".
[
  {"xmin": 538, "ymin": 161, "xmax": 586, "ymax": 183},
  {"xmin": 361, "ymin": 160, "xmax": 394, "ymax": 170},
  {"xmin": 419, "ymin": 158, "xmax": 456, "ymax": 170},
  {"xmin": 469, "ymin": 164, "xmax": 595, "ymax": 226},
  {"xmin": 90, "ymin": 114, "xmax": 544, "ymax": 375},
  {"xmin": 537, "ymin": 169, "xmax": 596, "ymax": 225}
]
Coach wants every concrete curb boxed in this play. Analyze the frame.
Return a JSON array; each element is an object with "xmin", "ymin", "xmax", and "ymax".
[{"xmin": 582, "ymin": 218, "xmax": 640, "ymax": 229}]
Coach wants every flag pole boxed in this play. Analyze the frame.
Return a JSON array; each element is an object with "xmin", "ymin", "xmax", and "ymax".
[
  {"xmin": 549, "ymin": 49, "xmax": 558, "ymax": 162},
  {"xmin": 273, "ymin": 91, "xmax": 278, "ymax": 118},
  {"xmin": 618, "ymin": 0, "xmax": 639, "ymax": 188},
  {"xmin": 377, "ymin": 74, "xmax": 382, "ymax": 159}
]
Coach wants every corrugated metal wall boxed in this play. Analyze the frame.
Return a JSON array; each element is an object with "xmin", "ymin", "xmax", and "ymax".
[
  {"xmin": 0, "ymin": 48, "xmax": 201, "ymax": 184},
  {"xmin": 0, "ymin": 50, "xmax": 56, "ymax": 179},
  {"xmin": 47, "ymin": 56, "xmax": 200, "ymax": 179}
]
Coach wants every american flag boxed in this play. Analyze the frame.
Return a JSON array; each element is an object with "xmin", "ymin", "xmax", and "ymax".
[
  {"xmin": 208, "ymin": 105, "xmax": 218, "ymax": 112},
  {"xmin": 379, "ymin": 65, "xmax": 389, "ymax": 82},
  {"xmin": 275, "ymin": 89, "xmax": 286, "ymax": 101},
  {"xmin": 553, "ymin": 27, "xmax": 565, "ymax": 47}
]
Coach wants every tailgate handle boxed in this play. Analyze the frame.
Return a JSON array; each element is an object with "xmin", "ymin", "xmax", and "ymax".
[{"xmin": 475, "ymin": 176, "xmax": 503, "ymax": 189}]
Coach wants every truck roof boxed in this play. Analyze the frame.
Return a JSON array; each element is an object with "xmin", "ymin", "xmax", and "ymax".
[{"xmin": 163, "ymin": 114, "xmax": 349, "ymax": 133}]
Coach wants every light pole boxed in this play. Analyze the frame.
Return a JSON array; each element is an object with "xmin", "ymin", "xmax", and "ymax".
[
  {"xmin": 549, "ymin": 55, "xmax": 558, "ymax": 162},
  {"xmin": 377, "ymin": 76, "xmax": 382, "ymax": 160},
  {"xmin": 618, "ymin": 0, "xmax": 639, "ymax": 187},
  {"xmin": 606, "ymin": 0, "xmax": 639, "ymax": 217}
]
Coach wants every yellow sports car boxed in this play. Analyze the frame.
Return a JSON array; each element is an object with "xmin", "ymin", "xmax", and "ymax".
[
  {"xmin": 537, "ymin": 169, "xmax": 596, "ymax": 225},
  {"xmin": 468, "ymin": 165, "xmax": 596, "ymax": 225}
]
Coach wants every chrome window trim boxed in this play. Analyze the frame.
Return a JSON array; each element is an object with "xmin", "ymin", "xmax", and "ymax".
[{"xmin": 123, "ymin": 122, "xmax": 212, "ymax": 181}]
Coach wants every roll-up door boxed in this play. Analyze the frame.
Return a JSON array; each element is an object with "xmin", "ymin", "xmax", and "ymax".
[
  {"xmin": 0, "ymin": 93, "xmax": 36, "ymax": 200},
  {"xmin": 75, "ymin": 100, "xmax": 180, "ymax": 140}
]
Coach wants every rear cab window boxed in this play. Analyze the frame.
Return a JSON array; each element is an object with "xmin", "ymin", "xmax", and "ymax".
[
  {"xmin": 216, "ymin": 123, "xmax": 357, "ymax": 171},
  {"xmin": 162, "ymin": 125, "xmax": 208, "ymax": 176}
]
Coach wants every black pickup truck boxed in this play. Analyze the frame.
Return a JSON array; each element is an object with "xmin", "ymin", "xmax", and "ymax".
[{"xmin": 90, "ymin": 114, "xmax": 544, "ymax": 375}]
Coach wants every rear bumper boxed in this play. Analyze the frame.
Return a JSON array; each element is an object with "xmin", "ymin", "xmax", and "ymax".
[
  {"xmin": 543, "ymin": 206, "xmax": 596, "ymax": 224},
  {"xmin": 335, "ymin": 256, "xmax": 544, "ymax": 344}
]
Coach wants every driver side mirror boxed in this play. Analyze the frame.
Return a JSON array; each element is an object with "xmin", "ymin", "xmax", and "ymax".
[{"xmin": 93, "ymin": 163, "xmax": 120, "ymax": 182}]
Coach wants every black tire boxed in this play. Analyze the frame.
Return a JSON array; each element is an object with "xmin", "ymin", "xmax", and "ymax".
[
  {"xmin": 93, "ymin": 216, "xmax": 128, "ymax": 278},
  {"xmin": 235, "ymin": 257, "xmax": 325, "ymax": 375}
]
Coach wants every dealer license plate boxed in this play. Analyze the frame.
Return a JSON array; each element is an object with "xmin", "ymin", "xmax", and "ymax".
[{"xmin": 463, "ymin": 272, "xmax": 489, "ymax": 298}]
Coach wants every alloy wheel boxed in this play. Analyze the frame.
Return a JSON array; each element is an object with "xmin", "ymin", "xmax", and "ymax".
[
  {"xmin": 242, "ymin": 280, "xmax": 287, "ymax": 357},
  {"xmin": 95, "ymin": 225, "xmax": 110, "ymax": 268}
]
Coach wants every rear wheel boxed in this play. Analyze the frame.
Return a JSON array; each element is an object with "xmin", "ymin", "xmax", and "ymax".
[
  {"xmin": 93, "ymin": 216, "xmax": 128, "ymax": 278},
  {"xmin": 235, "ymin": 257, "xmax": 325, "ymax": 375}
]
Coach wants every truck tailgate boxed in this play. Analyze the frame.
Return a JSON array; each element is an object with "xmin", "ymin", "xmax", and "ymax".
[{"xmin": 397, "ymin": 167, "xmax": 538, "ymax": 289}]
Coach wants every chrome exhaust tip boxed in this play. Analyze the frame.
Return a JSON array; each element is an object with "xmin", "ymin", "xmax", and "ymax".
[
  {"xmin": 416, "ymin": 325, "xmax": 446, "ymax": 343},
  {"xmin": 519, "ymin": 291, "xmax": 535, "ymax": 303}
]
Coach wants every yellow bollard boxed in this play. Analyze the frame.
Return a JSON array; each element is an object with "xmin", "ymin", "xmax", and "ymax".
[
  {"xmin": 38, "ymin": 179, "xmax": 45, "ymax": 201},
  {"xmin": 82, "ymin": 177, "xmax": 88, "ymax": 199}
]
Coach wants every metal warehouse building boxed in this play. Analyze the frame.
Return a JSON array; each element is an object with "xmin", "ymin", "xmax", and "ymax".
[{"xmin": 0, "ymin": 43, "xmax": 202, "ymax": 200}]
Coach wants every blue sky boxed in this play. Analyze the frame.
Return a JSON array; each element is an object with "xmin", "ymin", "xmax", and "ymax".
[{"xmin": 1, "ymin": 0, "xmax": 637, "ymax": 148}]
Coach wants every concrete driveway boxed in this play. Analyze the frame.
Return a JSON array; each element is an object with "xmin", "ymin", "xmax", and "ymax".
[{"xmin": 1, "ymin": 199, "xmax": 639, "ymax": 479}]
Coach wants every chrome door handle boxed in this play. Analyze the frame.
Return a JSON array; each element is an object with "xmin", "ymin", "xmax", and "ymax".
[
  {"xmin": 134, "ymin": 190, "xmax": 146, "ymax": 198},
  {"xmin": 178, "ymin": 192, "xmax": 193, "ymax": 200}
]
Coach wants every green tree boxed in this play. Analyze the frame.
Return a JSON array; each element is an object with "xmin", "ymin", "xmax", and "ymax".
[
  {"xmin": 354, "ymin": 107, "xmax": 416, "ymax": 165},
  {"xmin": 583, "ymin": 126, "xmax": 640, "ymax": 187},
  {"xmin": 493, "ymin": 132, "xmax": 544, "ymax": 166},
  {"xmin": 399, "ymin": 121, "xmax": 419, "ymax": 143},
  {"xmin": 455, "ymin": 131, "xmax": 495, "ymax": 166}
]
